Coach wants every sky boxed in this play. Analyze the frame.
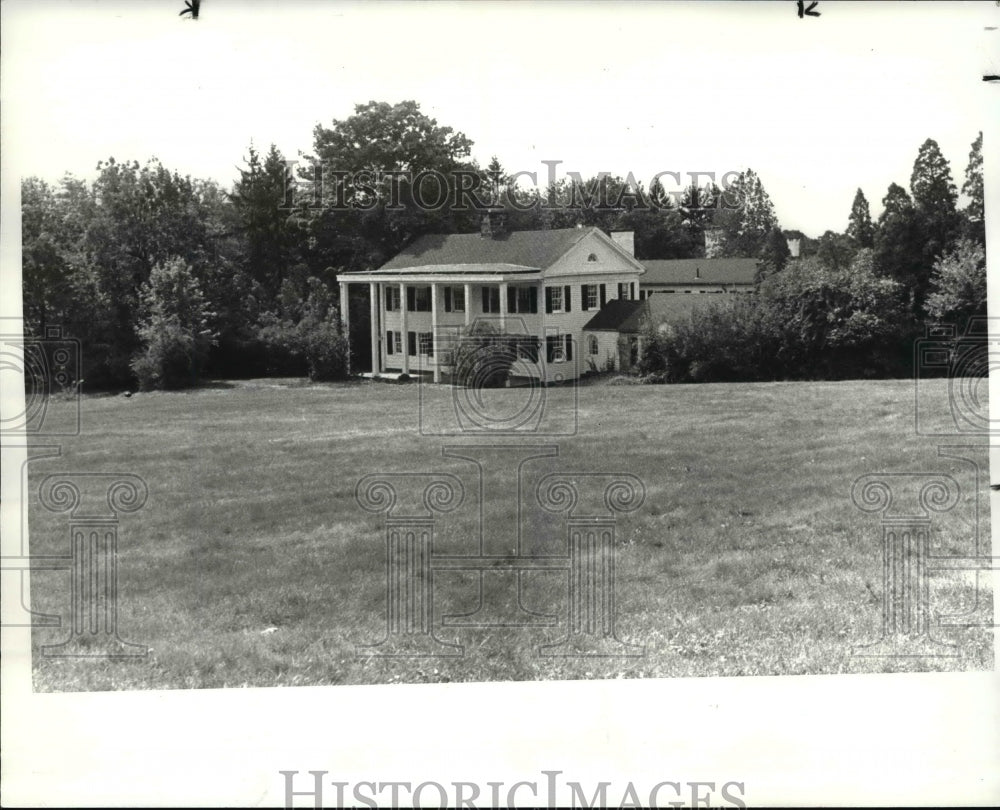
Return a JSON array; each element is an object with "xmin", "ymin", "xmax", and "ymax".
[{"xmin": 2, "ymin": 0, "xmax": 997, "ymax": 237}]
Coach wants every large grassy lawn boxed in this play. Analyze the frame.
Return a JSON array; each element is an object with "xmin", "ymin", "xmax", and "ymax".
[{"xmin": 26, "ymin": 376, "xmax": 992, "ymax": 691}]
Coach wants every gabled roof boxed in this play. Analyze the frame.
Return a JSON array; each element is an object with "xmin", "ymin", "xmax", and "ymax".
[
  {"xmin": 582, "ymin": 292, "xmax": 713, "ymax": 333},
  {"xmin": 375, "ymin": 227, "xmax": 592, "ymax": 272},
  {"xmin": 641, "ymin": 257, "xmax": 757, "ymax": 286}
]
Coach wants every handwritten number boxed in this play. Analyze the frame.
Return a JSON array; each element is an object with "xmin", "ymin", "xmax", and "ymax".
[
  {"xmin": 797, "ymin": 0, "xmax": 820, "ymax": 18},
  {"xmin": 179, "ymin": 0, "xmax": 200, "ymax": 19}
]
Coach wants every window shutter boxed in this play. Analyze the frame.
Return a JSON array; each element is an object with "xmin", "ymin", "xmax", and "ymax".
[
  {"xmin": 564, "ymin": 286, "xmax": 571, "ymax": 312},
  {"xmin": 386, "ymin": 330, "xmax": 393, "ymax": 355},
  {"xmin": 529, "ymin": 286, "xmax": 538, "ymax": 313},
  {"xmin": 582, "ymin": 285, "xmax": 590, "ymax": 311},
  {"xmin": 406, "ymin": 286, "xmax": 415, "ymax": 311},
  {"xmin": 545, "ymin": 287, "xmax": 553, "ymax": 314},
  {"xmin": 444, "ymin": 287, "xmax": 452, "ymax": 312},
  {"xmin": 408, "ymin": 331, "xmax": 416, "ymax": 356},
  {"xmin": 507, "ymin": 285, "xmax": 517, "ymax": 314},
  {"xmin": 599, "ymin": 284, "xmax": 606, "ymax": 307},
  {"xmin": 630, "ymin": 282, "xmax": 636, "ymax": 300},
  {"xmin": 565, "ymin": 335, "xmax": 573, "ymax": 361}
]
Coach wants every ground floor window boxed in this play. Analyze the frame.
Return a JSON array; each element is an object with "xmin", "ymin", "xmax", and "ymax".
[
  {"xmin": 546, "ymin": 334, "xmax": 573, "ymax": 363},
  {"xmin": 588, "ymin": 334, "xmax": 599, "ymax": 355},
  {"xmin": 386, "ymin": 330, "xmax": 403, "ymax": 355},
  {"xmin": 516, "ymin": 336, "xmax": 540, "ymax": 362},
  {"xmin": 419, "ymin": 331, "xmax": 434, "ymax": 357}
]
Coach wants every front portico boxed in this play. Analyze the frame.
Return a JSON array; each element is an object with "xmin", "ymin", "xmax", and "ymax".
[
  {"xmin": 337, "ymin": 223, "xmax": 645, "ymax": 384},
  {"xmin": 338, "ymin": 268, "xmax": 544, "ymax": 383}
]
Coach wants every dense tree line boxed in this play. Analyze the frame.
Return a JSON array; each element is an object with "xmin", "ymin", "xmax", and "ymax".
[
  {"xmin": 21, "ymin": 99, "xmax": 985, "ymax": 389},
  {"xmin": 639, "ymin": 134, "xmax": 986, "ymax": 383}
]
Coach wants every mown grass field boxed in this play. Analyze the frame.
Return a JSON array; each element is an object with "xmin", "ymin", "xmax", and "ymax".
[{"xmin": 26, "ymin": 376, "xmax": 992, "ymax": 691}]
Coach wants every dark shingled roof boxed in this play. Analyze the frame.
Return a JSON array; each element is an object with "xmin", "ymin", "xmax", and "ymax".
[
  {"xmin": 641, "ymin": 258, "xmax": 757, "ymax": 286},
  {"xmin": 583, "ymin": 292, "xmax": 720, "ymax": 333},
  {"xmin": 374, "ymin": 227, "xmax": 593, "ymax": 272},
  {"xmin": 581, "ymin": 299, "xmax": 644, "ymax": 331}
]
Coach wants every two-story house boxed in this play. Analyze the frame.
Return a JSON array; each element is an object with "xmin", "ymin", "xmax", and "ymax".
[{"xmin": 337, "ymin": 214, "xmax": 645, "ymax": 383}]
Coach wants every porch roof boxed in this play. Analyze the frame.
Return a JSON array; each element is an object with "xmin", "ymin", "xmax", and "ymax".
[{"xmin": 339, "ymin": 262, "xmax": 541, "ymax": 279}]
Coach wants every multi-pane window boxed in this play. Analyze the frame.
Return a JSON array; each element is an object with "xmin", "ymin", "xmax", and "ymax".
[
  {"xmin": 588, "ymin": 335, "xmax": 599, "ymax": 355},
  {"xmin": 546, "ymin": 286, "xmax": 563, "ymax": 313},
  {"xmin": 507, "ymin": 286, "xmax": 539, "ymax": 314},
  {"xmin": 545, "ymin": 334, "xmax": 574, "ymax": 363},
  {"xmin": 482, "ymin": 286, "xmax": 501, "ymax": 313},
  {"xmin": 406, "ymin": 286, "xmax": 431, "ymax": 312},
  {"xmin": 444, "ymin": 286, "xmax": 465, "ymax": 313},
  {"xmin": 582, "ymin": 284, "xmax": 598, "ymax": 310},
  {"xmin": 516, "ymin": 337, "xmax": 540, "ymax": 363},
  {"xmin": 385, "ymin": 287, "xmax": 401, "ymax": 311},
  {"xmin": 419, "ymin": 332, "xmax": 434, "ymax": 357},
  {"xmin": 545, "ymin": 285, "xmax": 573, "ymax": 314},
  {"xmin": 618, "ymin": 282, "xmax": 630, "ymax": 300}
]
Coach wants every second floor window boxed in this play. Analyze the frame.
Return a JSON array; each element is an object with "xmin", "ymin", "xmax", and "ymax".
[
  {"xmin": 407, "ymin": 286, "xmax": 431, "ymax": 312},
  {"xmin": 482, "ymin": 285, "xmax": 501, "ymax": 313},
  {"xmin": 385, "ymin": 286, "xmax": 401, "ymax": 311},
  {"xmin": 507, "ymin": 286, "xmax": 539, "ymax": 314},
  {"xmin": 583, "ymin": 284, "xmax": 598, "ymax": 310},
  {"xmin": 444, "ymin": 286, "xmax": 465, "ymax": 313}
]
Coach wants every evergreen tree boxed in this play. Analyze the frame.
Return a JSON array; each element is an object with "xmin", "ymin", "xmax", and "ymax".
[
  {"xmin": 713, "ymin": 169, "xmax": 778, "ymax": 257},
  {"xmin": 961, "ymin": 131, "xmax": 984, "ymax": 244},
  {"xmin": 846, "ymin": 188, "xmax": 874, "ymax": 248}
]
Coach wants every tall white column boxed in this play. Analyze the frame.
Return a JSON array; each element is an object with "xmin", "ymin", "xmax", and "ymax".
[
  {"xmin": 369, "ymin": 282, "xmax": 379, "ymax": 376},
  {"xmin": 431, "ymin": 283, "xmax": 440, "ymax": 383},
  {"xmin": 499, "ymin": 281, "xmax": 508, "ymax": 332},
  {"xmin": 538, "ymin": 282, "xmax": 546, "ymax": 383},
  {"xmin": 464, "ymin": 283, "xmax": 472, "ymax": 329},
  {"xmin": 339, "ymin": 281, "xmax": 350, "ymax": 375},
  {"xmin": 399, "ymin": 282, "xmax": 409, "ymax": 375}
]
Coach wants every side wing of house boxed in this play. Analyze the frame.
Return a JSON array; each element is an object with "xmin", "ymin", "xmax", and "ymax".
[{"xmin": 537, "ymin": 229, "xmax": 644, "ymax": 381}]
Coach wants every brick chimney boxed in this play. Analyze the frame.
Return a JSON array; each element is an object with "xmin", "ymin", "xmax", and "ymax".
[
  {"xmin": 610, "ymin": 230, "xmax": 634, "ymax": 257},
  {"xmin": 480, "ymin": 208, "xmax": 506, "ymax": 239}
]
